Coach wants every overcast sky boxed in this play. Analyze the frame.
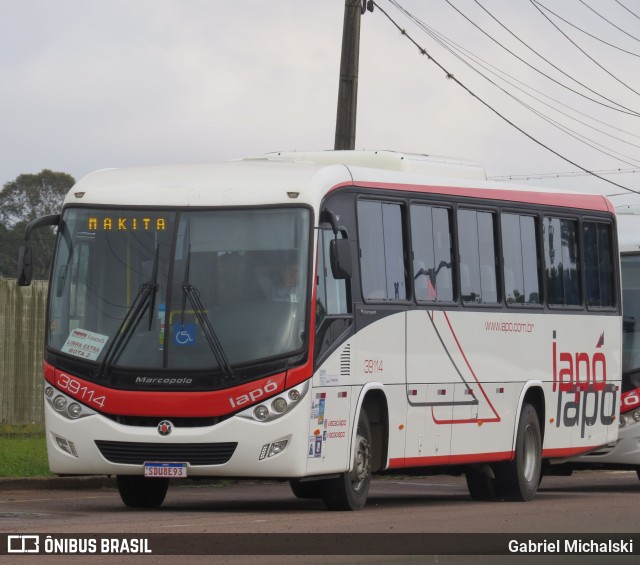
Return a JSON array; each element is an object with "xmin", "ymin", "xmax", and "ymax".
[{"xmin": 2, "ymin": 0, "xmax": 640, "ymax": 205}]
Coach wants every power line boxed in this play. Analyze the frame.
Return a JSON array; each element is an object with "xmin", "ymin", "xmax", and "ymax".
[
  {"xmin": 372, "ymin": 0, "xmax": 640, "ymax": 195},
  {"xmin": 388, "ymin": 0, "xmax": 640, "ymax": 155},
  {"xmin": 443, "ymin": 0, "xmax": 640, "ymax": 116},
  {"xmin": 530, "ymin": 0, "xmax": 640, "ymax": 97},
  {"xmin": 525, "ymin": 0, "xmax": 640, "ymax": 57},
  {"xmin": 578, "ymin": 0, "xmax": 640, "ymax": 44},
  {"xmin": 615, "ymin": 0, "xmax": 640, "ymax": 23},
  {"xmin": 488, "ymin": 167, "xmax": 640, "ymax": 181}
]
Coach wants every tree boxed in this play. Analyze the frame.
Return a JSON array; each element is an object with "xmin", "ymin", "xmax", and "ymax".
[
  {"xmin": 0, "ymin": 170, "xmax": 75, "ymax": 279},
  {"xmin": 0, "ymin": 169, "xmax": 75, "ymax": 228}
]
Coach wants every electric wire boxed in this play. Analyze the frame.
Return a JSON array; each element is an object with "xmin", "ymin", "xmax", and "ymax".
[
  {"xmin": 530, "ymin": 0, "xmax": 640, "ymax": 97},
  {"xmin": 614, "ymin": 0, "xmax": 640, "ymax": 23},
  {"xmin": 578, "ymin": 0, "xmax": 640, "ymax": 44},
  {"xmin": 488, "ymin": 167, "xmax": 640, "ymax": 181},
  {"xmin": 389, "ymin": 0, "xmax": 640, "ymax": 154},
  {"xmin": 526, "ymin": 0, "xmax": 640, "ymax": 57},
  {"xmin": 373, "ymin": 0, "xmax": 639, "ymax": 194},
  {"xmin": 443, "ymin": 0, "xmax": 640, "ymax": 116}
]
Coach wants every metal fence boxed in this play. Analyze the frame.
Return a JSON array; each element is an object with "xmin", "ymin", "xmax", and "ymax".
[{"xmin": 0, "ymin": 278, "xmax": 48, "ymax": 425}]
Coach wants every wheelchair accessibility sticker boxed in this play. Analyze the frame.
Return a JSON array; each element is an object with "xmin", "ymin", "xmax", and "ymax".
[{"xmin": 173, "ymin": 323, "xmax": 196, "ymax": 346}]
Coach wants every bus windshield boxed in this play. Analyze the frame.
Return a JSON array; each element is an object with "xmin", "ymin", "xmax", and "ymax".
[
  {"xmin": 622, "ymin": 254, "xmax": 640, "ymax": 392},
  {"xmin": 48, "ymin": 207, "xmax": 310, "ymax": 377}
]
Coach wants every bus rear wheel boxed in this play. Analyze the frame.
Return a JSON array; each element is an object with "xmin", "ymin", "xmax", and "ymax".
[
  {"xmin": 116, "ymin": 475, "xmax": 169, "ymax": 508},
  {"xmin": 322, "ymin": 409, "xmax": 372, "ymax": 511},
  {"xmin": 496, "ymin": 403, "xmax": 542, "ymax": 501}
]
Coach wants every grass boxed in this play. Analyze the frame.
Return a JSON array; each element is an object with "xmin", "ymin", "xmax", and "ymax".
[{"xmin": 0, "ymin": 425, "xmax": 52, "ymax": 477}]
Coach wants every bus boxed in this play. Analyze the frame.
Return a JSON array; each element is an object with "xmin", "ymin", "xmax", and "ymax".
[
  {"xmin": 18, "ymin": 150, "xmax": 622, "ymax": 510},
  {"xmin": 548, "ymin": 207, "xmax": 640, "ymax": 478}
]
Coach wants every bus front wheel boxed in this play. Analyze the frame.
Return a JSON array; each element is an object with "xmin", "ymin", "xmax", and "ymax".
[
  {"xmin": 322, "ymin": 409, "xmax": 372, "ymax": 511},
  {"xmin": 289, "ymin": 479, "xmax": 323, "ymax": 499},
  {"xmin": 496, "ymin": 403, "xmax": 542, "ymax": 501},
  {"xmin": 116, "ymin": 475, "xmax": 169, "ymax": 508}
]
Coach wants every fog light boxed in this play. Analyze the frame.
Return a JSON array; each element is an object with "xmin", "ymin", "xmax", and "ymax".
[
  {"xmin": 67, "ymin": 403, "xmax": 82, "ymax": 419},
  {"xmin": 253, "ymin": 405, "xmax": 269, "ymax": 421},
  {"xmin": 619, "ymin": 416, "xmax": 626, "ymax": 428},
  {"xmin": 45, "ymin": 386, "xmax": 54, "ymax": 398},
  {"xmin": 633, "ymin": 410, "xmax": 640, "ymax": 422},
  {"xmin": 54, "ymin": 435, "xmax": 78, "ymax": 457},
  {"xmin": 288, "ymin": 389, "xmax": 301, "ymax": 402},
  {"xmin": 53, "ymin": 396, "xmax": 67, "ymax": 412},
  {"xmin": 271, "ymin": 397, "xmax": 287, "ymax": 414},
  {"xmin": 267, "ymin": 440, "xmax": 288, "ymax": 457}
]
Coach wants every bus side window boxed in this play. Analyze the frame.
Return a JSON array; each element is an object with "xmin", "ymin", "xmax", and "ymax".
[
  {"xmin": 501, "ymin": 213, "xmax": 540, "ymax": 305},
  {"xmin": 458, "ymin": 209, "xmax": 499, "ymax": 304},
  {"xmin": 583, "ymin": 221, "xmax": 614, "ymax": 308},
  {"xmin": 410, "ymin": 204, "xmax": 454, "ymax": 303},
  {"xmin": 357, "ymin": 200, "xmax": 407, "ymax": 301},
  {"xmin": 544, "ymin": 217, "xmax": 580, "ymax": 306}
]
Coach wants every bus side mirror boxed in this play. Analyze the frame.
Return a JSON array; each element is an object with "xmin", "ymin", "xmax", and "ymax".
[
  {"xmin": 17, "ymin": 245, "xmax": 33, "ymax": 287},
  {"xmin": 330, "ymin": 238, "xmax": 352, "ymax": 280}
]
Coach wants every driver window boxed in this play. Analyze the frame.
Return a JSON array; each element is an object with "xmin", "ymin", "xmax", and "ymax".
[{"xmin": 316, "ymin": 229, "xmax": 348, "ymax": 326}]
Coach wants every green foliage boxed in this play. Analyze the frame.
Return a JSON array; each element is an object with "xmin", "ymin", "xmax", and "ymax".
[
  {"xmin": 0, "ymin": 431, "xmax": 51, "ymax": 477},
  {"xmin": 0, "ymin": 169, "xmax": 75, "ymax": 279}
]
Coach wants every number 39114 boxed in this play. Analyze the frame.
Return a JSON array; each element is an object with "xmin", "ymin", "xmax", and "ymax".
[{"xmin": 364, "ymin": 359, "xmax": 384, "ymax": 374}]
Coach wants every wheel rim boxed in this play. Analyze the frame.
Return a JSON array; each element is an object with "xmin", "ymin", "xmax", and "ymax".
[
  {"xmin": 352, "ymin": 432, "xmax": 371, "ymax": 491},
  {"xmin": 522, "ymin": 423, "xmax": 539, "ymax": 483}
]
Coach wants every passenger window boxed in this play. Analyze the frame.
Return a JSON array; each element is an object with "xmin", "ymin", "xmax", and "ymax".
[
  {"xmin": 358, "ymin": 200, "xmax": 407, "ymax": 301},
  {"xmin": 458, "ymin": 209, "xmax": 498, "ymax": 304},
  {"xmin": 544, "ymin": 217, "xmax": 580, "ymax": 306},
  {"xmin": 410, "ymin": 204, "xmax": 454, "ymax": 302},
  {"xmin": 583, "ymin": 221, "xmax": 614, "ymax": 308},
  {"xmin": 501, "ymin": 214, "xmax": 540, "ymax": 305}
]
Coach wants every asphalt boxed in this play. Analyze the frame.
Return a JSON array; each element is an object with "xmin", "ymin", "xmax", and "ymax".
[{"xmin": 0, "ymin": 475, "xmax": 116, "ymax": 491}]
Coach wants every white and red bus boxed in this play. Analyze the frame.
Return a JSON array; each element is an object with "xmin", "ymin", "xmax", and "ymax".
[
  {"xmin": 550, "ymin": 207, "xmax": 640, "ymax": 477},
  {"xmin": 18, "ymin": 150, "xmax": 621, "ymax": 510}
]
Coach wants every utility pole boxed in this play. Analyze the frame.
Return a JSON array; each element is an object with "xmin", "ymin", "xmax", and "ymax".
[{"xmin": 334, "ymin": 0, "xmax": 371, "ymax": 150}]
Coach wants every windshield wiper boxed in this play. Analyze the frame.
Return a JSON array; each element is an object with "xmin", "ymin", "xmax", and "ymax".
[
  {"xmin": 181, "ymin": 245, "xmax": 235, "ymax": 381},
  {"xmin": 97, "ymin": 245, "xmax": 159, "ymax": 377}
]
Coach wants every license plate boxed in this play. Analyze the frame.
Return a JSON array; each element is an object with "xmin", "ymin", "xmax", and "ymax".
[{"xmin": 144, "ymin": 462, "xmax": 188, "ymax": 478}]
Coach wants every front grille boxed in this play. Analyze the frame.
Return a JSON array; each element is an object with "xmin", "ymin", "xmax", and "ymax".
[
  {"xmin": 103, "ymin": 414, "xmax": 228, "ymax": 428},
  {"xmin": 95, "ymin": 440, "xmax": 237, "ymax": 466}
]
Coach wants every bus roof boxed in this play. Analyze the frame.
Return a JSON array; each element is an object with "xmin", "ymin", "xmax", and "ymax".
[{"xmin": 66, "ymin": 150, "xmax": 614, "ymax": 214}]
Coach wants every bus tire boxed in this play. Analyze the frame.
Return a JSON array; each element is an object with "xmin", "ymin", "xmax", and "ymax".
[
  {"xmin": 497, "ymin": 403, "xmax": 542, "ymax": 502},
  {"xmin": 289, "ymin": 479, "xmax": 323, "ymax": 499},
  {"xmin": 116, "ymin": 475, "xmax": 169, "ymax": 508},
  {"xmin": 322, "ymin": 409, "xmax": 372, "ymax": 511},
  {"xmin": 465, "ymin": 466, "xmax": 500, "ymax": 501}
]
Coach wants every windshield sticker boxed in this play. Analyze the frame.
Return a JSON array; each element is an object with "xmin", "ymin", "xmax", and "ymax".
[
  {"xmin": 61, "ymin": 329, "xmax": 109, "ymax": 361},
  {"xmin": 173, "ymin": 323, "xmax": 196, "ymax": 347}
]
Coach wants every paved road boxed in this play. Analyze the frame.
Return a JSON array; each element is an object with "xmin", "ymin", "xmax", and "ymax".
[{"xmin": 1, "ymin": 471, "xmax": 638, "ymax": 563}]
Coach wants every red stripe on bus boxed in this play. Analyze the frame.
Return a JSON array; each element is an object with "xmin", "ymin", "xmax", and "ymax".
[
  {"xmin": 49, "ymin": 367, "xmax": 288, "ymax": 418},
  {"xmin": 389, "ymin": 450, "xmax": 513, "ymax": 469},
  {"xmin": 348, "ymin": 181, "xmax": 612, "ymax": 212}
]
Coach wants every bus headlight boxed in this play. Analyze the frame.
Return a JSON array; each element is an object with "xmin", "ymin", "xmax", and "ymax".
[
  {"xmin": 633, "ymin": 409, "xmax": 640, "ymax": 423},
  {"xmin": 271, "ymin": 397, "xmax": 287, "ymax": 414},
  {"xmin": 253, "ymin": 405, "xmax": 269, "ymax": 421},
  {"xmin": 238, "ymin": 381, "xmax": 309, "ymax": 423},
  {"xmin": 67, "ymin": 403, "xmax": 82, "ymax": 419},
  {"xmin": 53, "ymin": 395, "xmax": 67, "ymax": 412},
  {"xmin": 45, "ymin": 389, "xmax": 96, "ymax": 420}
]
